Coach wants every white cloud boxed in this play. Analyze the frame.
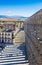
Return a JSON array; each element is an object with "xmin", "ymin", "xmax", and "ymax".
[{"xmin": 7, "ymin": 11, "xmax": 12, "ymax": 13}]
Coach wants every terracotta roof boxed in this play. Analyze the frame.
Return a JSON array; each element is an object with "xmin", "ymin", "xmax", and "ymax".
[
  {"xmin": 3, "ymin": 22, "xmax": 15, "ymax": 24},
  {"xmin": 0, "ymin": 22, "xmax": 3, "ymax": 26},
  {"xmin": 0, "ymin": 18, "xmax": 23, "ymax": 21}
]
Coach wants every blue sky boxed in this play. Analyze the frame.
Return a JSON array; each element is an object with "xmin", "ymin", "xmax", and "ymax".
[{"xmin": 0, "ymin": 0, "xmax": 42, "ymax": 17}]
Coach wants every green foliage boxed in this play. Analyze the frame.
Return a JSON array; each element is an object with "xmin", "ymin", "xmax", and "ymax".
[
  {"xmin": 0, "ymin": 26, "xmax": 3, "ymax": 29},
  {"xmin": 2, "ymin": 21, "xmax": 8, "ymax": 22}
]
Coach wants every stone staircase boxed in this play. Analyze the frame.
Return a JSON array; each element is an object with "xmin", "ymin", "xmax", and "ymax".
[{"xmin": 0, "ymin": 44, "xmax": 29, "ymax": 65}]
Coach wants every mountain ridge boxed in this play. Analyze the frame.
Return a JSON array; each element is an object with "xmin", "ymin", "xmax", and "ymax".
[{"xmin": 0, "ymin": 15, "xmax": 27, "ymax": 19}]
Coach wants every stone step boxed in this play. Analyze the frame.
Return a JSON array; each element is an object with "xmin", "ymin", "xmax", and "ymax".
[
  {"xmin": 0, "ymin": 58, "xmax": 25, "ymax": 62},
  {"xmin": 3, "ymin": 52, "xmax": 24, "ymax": 54},
  {"xmin": 13, "ymin": 63, "xmax": 29, "ymax": 65},
  {"xmin": 2, "ymin": 51, "xmax": 25, "ymax": 54},
  {"xmin": 0, "ymin": 63, "xmax": 29, "ymax": 65},
  {"xmin": 3, "ymin": 50, "xmax": 24, "ymax": 52},
  {"xmin": 2, "ymin": 50, "xmax": 24, "ymax": 53},
  {"xmin": 0, "ymin": 55, "xmax": 25, "ymax": 58},
  {"xmin": 0, "ymin": 57, "xmax": 25, "ymax": 60},
  {"xmin": 2, "ymin": 50, "xmax": 24, "ymax": 52},
  {"xmin": 3, "ymin": 51, "xmax": 23, "ymax": 54},
  {"xmin": 2, "ymin": 52, "xmax": 25, "ymax": 55},
  {"xmin": 2, "ymin": 53, "xmax": 24, "ymax": 56},
  {"xmin": 0, "ymin": 60, "xmax": 28, "ymax": 65},
  {"xmin": 1, "ymin": 55, "xmax": 25, "ymax": 57},
  {"xmin": 5, "ymin": 45, "xmax": 20, "ymax": 47}
]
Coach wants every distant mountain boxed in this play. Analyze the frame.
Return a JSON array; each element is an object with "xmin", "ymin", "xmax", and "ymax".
[
  {"xmin": 10, "ymin": 16, "xmax": 27, "ymax": 18},
  {"xmin": 0, "ymin": 15, "xmax": 7, "ymax": 18},
  {"xmin": 0, "ymin": 15, "xmax": 27, "ymax": 19}
]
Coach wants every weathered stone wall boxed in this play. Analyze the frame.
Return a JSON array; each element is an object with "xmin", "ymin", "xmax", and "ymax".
[{"xmin": 24, "ymin": 14, "xmax": 42, "ymax": 65}]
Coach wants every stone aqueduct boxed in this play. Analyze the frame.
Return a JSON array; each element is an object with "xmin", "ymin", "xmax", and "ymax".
[{"xmin": 24, "ymin": 9, "xmax": 42, "ymax": 65}]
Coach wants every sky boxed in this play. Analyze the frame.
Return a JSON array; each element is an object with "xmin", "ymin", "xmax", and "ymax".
[{"xmin": 0, "ymin": 0, "xmax": 42, "ymax": 17}]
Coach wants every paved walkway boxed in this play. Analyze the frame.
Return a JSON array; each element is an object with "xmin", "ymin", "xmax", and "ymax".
[{"xmin": 13, "ymin": 29, "xmax": 25, "ymax": 43}]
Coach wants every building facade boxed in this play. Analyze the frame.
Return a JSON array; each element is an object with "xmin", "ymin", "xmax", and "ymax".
[
  {"xmin": 3, "ymin": 22, "xmax": 15, "ymax": 31},
  {"xmin": 0, "ymin": 32, "xmax": 13, "ymax": 44}
]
